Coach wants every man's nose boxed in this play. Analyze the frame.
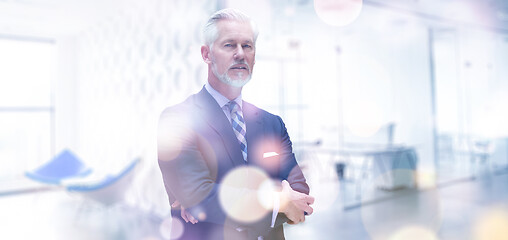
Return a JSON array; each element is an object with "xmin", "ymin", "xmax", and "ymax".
[{"xmin": 234, "ymin": 45, "xmax": 245, "ymax": 60}]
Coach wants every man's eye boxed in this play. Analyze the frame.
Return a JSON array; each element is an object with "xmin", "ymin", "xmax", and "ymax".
[
  {"xmin": 224, "ymin": 44, "xmax": 233, "ymax": 47},
  {"xmin": 243, "ymin": 44, "xmax": 252, "ymax": 49}
]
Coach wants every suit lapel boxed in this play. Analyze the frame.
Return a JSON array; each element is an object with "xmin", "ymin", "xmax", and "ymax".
[
  {"xmin": 194, "ymin": 87, "xmax": 245, "ymax": 167},
  {"xmin": 243, "ymin": 101, "xmax": 263, "ymax": 164}
]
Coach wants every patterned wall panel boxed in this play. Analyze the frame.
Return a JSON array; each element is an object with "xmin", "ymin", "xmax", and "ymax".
[{"xmin": 76, "ymin": 0, "xmax": 216, "ymax": 215}]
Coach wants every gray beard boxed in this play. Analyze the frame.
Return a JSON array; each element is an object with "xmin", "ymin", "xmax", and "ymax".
[{"xmin": 211, "ymin": 61, "xmax": 252, "ymax": 88}]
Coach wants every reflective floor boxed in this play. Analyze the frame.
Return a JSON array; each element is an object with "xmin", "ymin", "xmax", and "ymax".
[
  {"xmin": 286, "ymin": 171, "xmax": 508, "ymax": 240},
  {"xmin": 1, "ymin": 172, "xmax": 508, "ymax": 240}
]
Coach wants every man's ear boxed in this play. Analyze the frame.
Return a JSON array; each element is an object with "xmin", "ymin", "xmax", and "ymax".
[{"xmin": 201, "ymin": 45, "xmax": 212, "ymax": 64}]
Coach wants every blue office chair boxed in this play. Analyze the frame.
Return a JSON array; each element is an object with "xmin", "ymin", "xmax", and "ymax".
[
  {"xmin": 25, "ymin": 149, "xmax": 92, "ymax": 184},
  {"xmin": 66, "ymin": 158, "xmax": 141, "ymax": 206}
]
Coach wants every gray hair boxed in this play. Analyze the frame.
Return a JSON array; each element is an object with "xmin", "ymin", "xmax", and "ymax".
[{"xmin": 203, "ymin": 8, "xmax": 259, "ymax": 48}]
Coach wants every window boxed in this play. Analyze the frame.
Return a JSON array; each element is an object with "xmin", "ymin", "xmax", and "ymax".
[{"xmin": 0, "ymin": 36, "xmax": 55, "ymax": 181}]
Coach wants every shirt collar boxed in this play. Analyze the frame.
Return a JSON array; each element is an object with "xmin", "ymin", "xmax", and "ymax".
[{"xmin": 205, "ymin": 83, "xmax": 243, "ymax": 110}]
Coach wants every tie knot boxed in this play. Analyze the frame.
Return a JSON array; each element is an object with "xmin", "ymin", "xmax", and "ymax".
[{"xmin": 228, "ymin": 101, "xmax": 240, "ymax": 114}]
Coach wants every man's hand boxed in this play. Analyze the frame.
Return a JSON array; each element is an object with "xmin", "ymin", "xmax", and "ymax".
[
  {"xmin": 172, "ymin": 200, "xmax": 198, "ymax": 224},
  {"xmin": 279, "ymin": 180, "xmax": 314, "ymax": 225}
]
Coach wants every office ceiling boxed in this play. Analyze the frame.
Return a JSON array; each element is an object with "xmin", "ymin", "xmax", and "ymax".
[
  {"xmin": 0, "ymin": 0, "xmax": 123, "ymax": 37},
  {"xmin": 364, "ymin": 0, "xmax": 508, "ymax": 32},
  {"xmin": 0, "ymin": 0, "xmax": 507, "ymax": 38}
]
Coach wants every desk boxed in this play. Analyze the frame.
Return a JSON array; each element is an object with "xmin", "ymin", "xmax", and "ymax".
[
  {"xmin": 368, "ymin": 146, "xmax": 418, "ymax": 190},
  {"xmin": 323, "ymin": 145, "xmax": 418, "ymax": 190}
]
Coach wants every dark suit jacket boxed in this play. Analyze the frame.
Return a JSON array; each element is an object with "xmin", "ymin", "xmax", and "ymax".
[{"xmin": 158, "ymin": 87, "xmax": 309, "ymax": 240}]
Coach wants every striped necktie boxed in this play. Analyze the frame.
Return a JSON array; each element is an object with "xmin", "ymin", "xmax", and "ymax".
[{"xmin": 228, "ymin": 101, "xmax": 247, "ymax": 161}]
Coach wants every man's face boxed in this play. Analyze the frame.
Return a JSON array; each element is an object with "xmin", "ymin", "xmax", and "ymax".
[{"xmin": 209, "ymin": 20, "xmax": 256, "ymax": 88}]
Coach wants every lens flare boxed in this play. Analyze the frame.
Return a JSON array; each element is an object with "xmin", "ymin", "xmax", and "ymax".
[
  {"xmin": 314, "ymin": 0, "xmax": 363, "ymax": 27},
  {"xmin": 219, "ymin": 166, "xmax": 271, "ymax": 223}
]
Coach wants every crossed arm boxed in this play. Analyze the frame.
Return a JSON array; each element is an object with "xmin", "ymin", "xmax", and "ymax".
[
  {"xmin": 157, "ymin": 109, "xmax": 314, "ymax": 227},
  {"xmin": 172, "ymin": 179, "xmax": 314, "ymax": 225}
]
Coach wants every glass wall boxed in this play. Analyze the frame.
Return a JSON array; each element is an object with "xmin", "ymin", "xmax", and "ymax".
[{"xmin": 433, "ymin": 28, "xmax": 508, "ymax": 183}]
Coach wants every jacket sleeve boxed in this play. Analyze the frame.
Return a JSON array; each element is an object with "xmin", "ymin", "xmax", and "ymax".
[
  {"xmin": 158, "ymin": 107, "xmax": 261, "ymax": 227},
  {"xmin": 275, "ymin": 115, "xmax": 310, "ymax": 195},
  {"xmin": 248, "ymin": 115, "xmax": 311, "ymax": 236},
  {"xmin": 157, "ymin": 107, "xmax": 227, "ymax": 225},
  {"xmin": 158, "ymin": 106, "xmax": 310, "ymax": 230}
]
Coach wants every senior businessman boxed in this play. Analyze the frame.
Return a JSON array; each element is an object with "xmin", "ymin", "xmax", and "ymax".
[{"xmin": 158, "ymin": 8, "xmax": 314, "ymax": 240}]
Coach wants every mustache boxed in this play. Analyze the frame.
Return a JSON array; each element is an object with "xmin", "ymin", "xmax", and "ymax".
[{"xmin": 229, "ymin": 61, "xmax": 251, "ymax": 72}]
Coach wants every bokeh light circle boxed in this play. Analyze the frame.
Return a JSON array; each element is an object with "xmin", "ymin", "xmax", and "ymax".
[
  {"xmin": 197, "ymin": 211, "xmax": 207, "ymax": 221},
  {"xmin": 415, "ymin": 170, "xmax": 437, "ymax": 189},
  {"xmin": 305, "ymin": 166, "xmax": 340, "ymax": 212},
  {"xmin": 340, "ymin": 53, "xmax": 392, "ymax": 138},
  {"xmin": 361, "ymin": 169, "xmax": 440, "ymax": 240},
  {"xmin": 473, "ymin": 205, "xmax": 508, "ymax": 240},
  {"xmin": 141, "ymin": 236, "xmax": 161, "ymax": 240},
  {"xmin": 344, "ymin": 100, "xmax": 384, "ymax": 137},
  {"xmin": 389, "ymin": 225, "xmax": 438, "ymax": 240},
  {"xmin": 159, "ymin": 217, "xmax": 184, "ymax": 240},
  {"xmin": 157, "ymin": 112, "xmax": 193, "ymax": 162},
  {"xmin": 258, "ymin": 179, "xmax": 277, "ymax": 210},
  {"xmin": 219, "ymin": 166, "xmax": 272, "ymax": 223},
  {"xmin": 314, "ymin": 0, "xmax": 363, "ymax": 27}
]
